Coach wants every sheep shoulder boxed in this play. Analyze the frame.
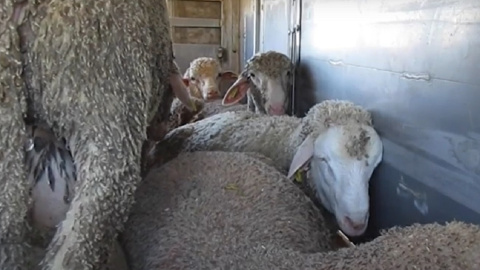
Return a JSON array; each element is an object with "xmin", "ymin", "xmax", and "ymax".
[
  {"xmin": 201, "ymin": 100, "xmax": 248, "ymax": 118},
  {"xmin": 151, "ymin": 111, "xmax": 300, "ymax": 169}
]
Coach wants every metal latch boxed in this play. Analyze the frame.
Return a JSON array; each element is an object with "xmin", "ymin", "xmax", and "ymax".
[{"xmin": 217, "ymin": 47, "xmax": 225, "ymax": 61}]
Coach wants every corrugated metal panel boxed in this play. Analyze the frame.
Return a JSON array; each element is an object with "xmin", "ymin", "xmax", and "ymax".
[{"xmin": 295, "ymin": 0, "xmax": 480, "ymax": 238}]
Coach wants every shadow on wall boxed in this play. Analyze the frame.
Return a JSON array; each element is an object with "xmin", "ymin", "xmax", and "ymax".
[{"xmin": 294, "ymin": 63, "xmax": 318, "ymax": 117}]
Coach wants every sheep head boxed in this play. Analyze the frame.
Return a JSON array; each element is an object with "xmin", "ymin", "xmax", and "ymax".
[
  {"xmin": 222, "ymin": 51, "xmax": 292, "ymax": 115},
  {"xmin": 287, "ymin": 100, "xmax": 383, "ymax": 237},
  {"xmin": 184, "ymin": 57, "xmax": 238, "ymax": 101}
]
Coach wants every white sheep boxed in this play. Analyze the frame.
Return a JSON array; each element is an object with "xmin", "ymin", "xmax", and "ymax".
[
  {"xmin": 121, "ymin": 151, "xmax": 480, "ymax": 269},
  {"xmin": 165, "ymin": 53, "xmax": 295, "ymax": 133},
  {"xmin": 182, "ymin": 57, "xmax": 238, "ymax": 100},
  {"xmin": 165, "ymin": 57, "xmax": 245, "ymax": 132},
  {"xmin": 149, "ymin": 99, "xmax": 384, "ymax": 237},
  {"xmin": 222, "ymin": 50, "xmax": 293, "ymax": 115},
  {"xmin": 121, "ymin": 151, "xmax": 338, "ymax": 269},
  {"xmin": 168, "ymin": 98, "xmax": 248, "ymax": 130}
]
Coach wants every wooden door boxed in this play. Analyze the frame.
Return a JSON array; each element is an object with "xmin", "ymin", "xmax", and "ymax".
[{"xmin": 167, "ymin": 0, "xmax": 240, "ymax": 74}]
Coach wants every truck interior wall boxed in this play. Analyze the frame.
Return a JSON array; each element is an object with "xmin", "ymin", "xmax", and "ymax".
[
  {"xmin": 259, "ymin": 0, "xmax": 291, "ymax": 55},
  {"xmin": 240, "ymin": 0, "xmax": 255, "ymax": 69},
  {"xmin": 241, "ymin": 0, "xmax": 480, "ymax": 239}
]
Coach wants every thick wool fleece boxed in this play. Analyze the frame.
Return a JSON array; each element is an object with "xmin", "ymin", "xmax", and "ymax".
[
  {"xmin": 121, "ymin": 151, "xmax": 337, "ymax": 270},
  {"xmin": 1, "ymin": 0, "xmax": 176, "ymax": 268},
  {"xmin": 150, "ymin": 100, "xmax": 372, "ymax": 174}
]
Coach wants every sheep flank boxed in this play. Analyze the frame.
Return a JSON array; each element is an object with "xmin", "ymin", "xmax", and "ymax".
[
  {"xmin": 0, "ymin": 0, "xmax": 181, "ymax": 268},
  {"xmin": 121, "ymin": 151, "xmax": 337, "ymax": 270}
]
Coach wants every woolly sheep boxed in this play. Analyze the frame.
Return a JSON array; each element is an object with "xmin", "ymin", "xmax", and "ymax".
[
  {"xmin": 0, "ymin": 2, "xmax": 32, "ymax": 268},
  {"xmin": 149, "ymin": 99, "xmax": 383, "ymax": 237},
  {"xmin": 167, "ymin": 98, "xmax": 248, "ymax": 132},
  {"xmin": 0, "ymin": 0, "xmax": 189, "ymax": 268},
  {"xmin": 165, "ymin": 57, "xmax": 244, "ymax": 131},
  {"xmin": 167, "ymin": 98, "xmax": 246, "ymax": 130},
  {"xmin": 222, "ymin": 50, "xmax": 293, "ymax": 115},
  {"xmin": 183, "ymin": 57, "xmax": 238, "ymax": 100},
  {"xmin": 160, "ymin": 57, "xmax": 242, "ymax": 136},
  {"xmin": 23, "ymin": 124, "xmax": 129, "ymax": 270},
  {"xmin": 122, "ymin": 151, "xmax": 480, "ymax": 269},
  {"xmin": 166, "ymin": 54, "xmax": 296, "ymax": 132},
  {"xmin": 121, "ymin": 151, "xmax": 338, "ymax": 270}
]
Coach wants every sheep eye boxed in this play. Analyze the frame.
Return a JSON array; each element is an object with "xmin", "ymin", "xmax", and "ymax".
[
  {"xmin": 190, "ymin": 77, "xmax": 196, "ymax": 81},
  {"xmin": 217, "ymin": 73, "xmax": 222, "ymax": 77},
  {"xmin": 249, "ymin": 72, "xmax": 255, "ymax": 78}
]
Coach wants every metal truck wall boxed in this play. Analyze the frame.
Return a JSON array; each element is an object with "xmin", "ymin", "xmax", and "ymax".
[
  {"xmin": 295, "ymin": 0, "xmax": 480, "ymax": 238},
  {"xmin": 260, "ymin": 0, "xmax": 291, "ymax": 54},
  {"xmin": 240, "ymin": 0, "xmax": 256, "ymax": 68}
]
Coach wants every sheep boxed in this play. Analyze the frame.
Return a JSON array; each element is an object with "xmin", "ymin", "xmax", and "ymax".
[
  {"xmin": 168, "ymin": 51, "xmax": 295, "ymax": 129},
  {"xmin": 0, "ymin": 0, "xmax": 190, "ymax": 268},
  {"xmin": 0, "ymin": 2, "xmax": 38, "ymax": 268},
  {"xmin": 165, "ymin": 53, "xmax": 296, "ymax": 132},
  {"xmin": 23, "ymin": 124, "xmax": 129, "ymax": 270},
  {"xmin": 222, "ymin": 50, "xmax": 294, "ymax": 115},
  {"xmin": 120, "ymin": 151, "xmax": 338, "ymax": 270},
  {"xmin": 165, "ymin": 57, "xmax": 245, "ymax": 130},
  {"xmin": 148, "ymin": 99, "xmax": 383, "ymax": 237},
  {"xmin": 167, "ymin": 98, "xmax": 248, "ymax": 132},
  {"xmin": 121, "ymin": 151, "xmax": 480, "ymax": 269},
  {"xmin": 182, "ymin": 57, "xmax": 238, "ymax": 100}
]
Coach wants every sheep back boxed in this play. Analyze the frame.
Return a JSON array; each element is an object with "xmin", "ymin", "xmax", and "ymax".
[{"xmin": 121, "ymin": 151, "xmax": 336, "ymax": 269}]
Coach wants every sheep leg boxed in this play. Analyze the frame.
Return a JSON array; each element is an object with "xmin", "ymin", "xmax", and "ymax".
[
  {"xmin": 40, "ymin": 126, "xmax": 142, "ymax": 270},
  {"xmin": 0, "ymin": 1, "xmax": 32, "ymax": 269}
]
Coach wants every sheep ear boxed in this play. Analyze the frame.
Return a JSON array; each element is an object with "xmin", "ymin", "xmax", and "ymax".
[
  {"xmin": 182, "ymin": 78, "xmax": 190, "ymax": 87},
  {"xmin": 170, "ymin": 73, "xmax": 195, "ymax": 111},
  {"xmin": 222, "ymin": 76, "xmax": 249, "ymax": 106},
  {"xmin": 220, "ymin": 71, "xmax": 238, "ymax": 81},
  {"xmin": 287, "ymin": 135, "xmax": 314, "ymax": 179}
]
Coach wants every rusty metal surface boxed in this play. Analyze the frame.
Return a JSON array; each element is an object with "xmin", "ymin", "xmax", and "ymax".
[{"xmin": 295, "ymin": 0, "xmax": 480, "ymax": 237}]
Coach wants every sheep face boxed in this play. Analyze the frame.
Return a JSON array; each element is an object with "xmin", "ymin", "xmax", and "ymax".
[
  {"xmin": 250, "ymin": 70, "xmax": 291, "ymax": 115},
  {"xmin": 184, "ymin": 57, "xmax": 237, "ymax": 101},
  {"xmin": 288, "ymin": 124, "xmax": 383, "ymax": 237},
  {"xmin": 314, "ymin": 125, "xmax": 382, "ymax": 236},
  {"xmin": 222, "ymin": 51, "xmax": 292, "ymax": 115}
]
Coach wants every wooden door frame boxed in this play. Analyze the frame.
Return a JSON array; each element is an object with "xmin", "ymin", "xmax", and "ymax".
[{"xmin": 167, "ymin": 0, "xmax": 241, "ymax": 73}]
